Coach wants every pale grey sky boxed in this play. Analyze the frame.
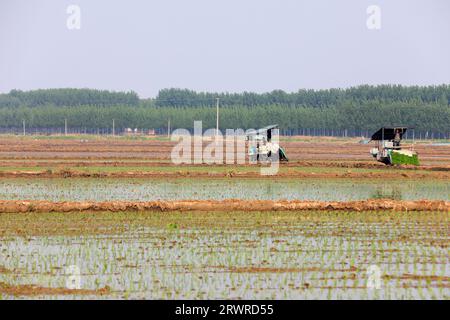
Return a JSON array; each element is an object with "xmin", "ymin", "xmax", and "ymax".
[{"xmin": 1, "ymin": 0, "xmax": 449, "ymax": 97}]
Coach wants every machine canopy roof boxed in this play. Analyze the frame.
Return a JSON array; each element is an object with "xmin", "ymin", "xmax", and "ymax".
[
  {"xmin": 371, "ymin": 127, "xmax": 408, "ymax": 141},
  {"xmin": 246, "ymin": 124, "xmax": 279, "ymax": 136}
]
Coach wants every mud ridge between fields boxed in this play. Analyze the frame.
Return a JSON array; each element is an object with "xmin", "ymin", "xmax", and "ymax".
[
  {"xmin": 0, "ymin": 169, "xmax": 449, "ymax": 179},
  {"xmin": 0, "ymin": 199, "xmax": 448, "ymax": 213},
  {"xmin": 0, "ymin": 160, "xmax": 449, "ymax": 171},
  {"xmin": 0, "ymin": 282, "xmax": 111, "ymax": 297}
]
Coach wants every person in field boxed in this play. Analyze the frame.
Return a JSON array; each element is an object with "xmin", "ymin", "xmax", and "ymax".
[{"xmin": 393, "ymin": 129, "xmax": 401, "ymax": 147}]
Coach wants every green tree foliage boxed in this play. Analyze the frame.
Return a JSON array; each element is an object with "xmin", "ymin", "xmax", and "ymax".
[
  {"xmin": 0, "ymin": 85, "xmax": 449, "ymax": 134},
  {"xmin": 155, "ymin": 85, "xmax": 450, "ymax": 107},
  {"xmin": 0, "ymin": 102, "xmax": 448, "ymax": 134},
  {"xmin": 0, "ymin": 88, "xmax": 139, "ymax": 107}
]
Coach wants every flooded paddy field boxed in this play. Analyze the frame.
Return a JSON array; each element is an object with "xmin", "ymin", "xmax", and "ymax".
[
  {"xmin": 0, "ymin": 178, "xmax": 448, "ymax": 202},
  {"xmin": 0, "ymin": 137, "xmax": 448, "ymax": 300},
  {"xmin": 0, "ymin": 211, "xmax": 448, "ymax": 299}
]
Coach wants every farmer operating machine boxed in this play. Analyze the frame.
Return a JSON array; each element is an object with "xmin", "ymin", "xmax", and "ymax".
[
  {"xmin": 246, "ymin": 124, "xmax": 289, "ymax": 162},
  {"xmin": 369, "ymin": 127, "xmax": 419, "ymax": 165}
]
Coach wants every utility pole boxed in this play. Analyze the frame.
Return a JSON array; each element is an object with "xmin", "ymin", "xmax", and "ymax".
[
  {"xmin": 216, "ymin": 97, "xmax": 220, "ymax": 138},
  {"xmin": 112, "ymin": 119, "xmax": 115, "ymax": 136},
  {"xmin": 22, "ymin": 119, "xmax": 25, "ymax": 136},
  {"xmin": 64, "ymin": 118, "xmax": 68, "ymax": 136},
  {"xmin": 167, "ymin": 118, "xmax": 171, "ymax": 138}
]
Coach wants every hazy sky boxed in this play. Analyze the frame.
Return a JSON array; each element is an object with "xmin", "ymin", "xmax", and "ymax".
[{"xmin": 1, "ymin": 0, "xmax": 449, "ymax": 97}]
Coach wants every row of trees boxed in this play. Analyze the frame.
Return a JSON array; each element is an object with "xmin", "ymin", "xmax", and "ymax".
[
  {"xmin": 0, "ymin": 102, "xmax": 448, "ymax": 134},
  {"xmin": 0, "ymin": 88, "xmax": 139, "ymax": 108},
  {"xmin": 154, "ymin": 85, "xmax": 450, "ymax": 107},
  {"xmin": 1, "ymin": 85, "xmax": 449, "ymax": 109},
  {"xmin": 0, "ymin": 86, "xmax": 448, "ymax": 134}
]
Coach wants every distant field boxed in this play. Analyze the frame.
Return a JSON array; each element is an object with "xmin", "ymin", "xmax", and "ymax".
[{"xmin": 0, "ymin": 135, "xmax": 449, "ymax": 165}]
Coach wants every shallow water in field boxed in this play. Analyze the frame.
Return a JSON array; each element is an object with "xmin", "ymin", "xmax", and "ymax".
[
  {"xmin": 0, "ymin": 178, "xmax": 448, "ymax": 201},
  {"xmin": 0, "ymin": 214, "xmax": 448, "ymax": 300}
]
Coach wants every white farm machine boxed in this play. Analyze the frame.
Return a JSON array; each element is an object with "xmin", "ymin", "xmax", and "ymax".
[{"xmin": 246, "ymin": 125, "xmax": 289, "ymax": 162}]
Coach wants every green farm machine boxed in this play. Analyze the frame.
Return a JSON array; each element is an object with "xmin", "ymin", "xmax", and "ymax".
[{"xmin": 369, "ymin": 127, "xmax": 419, "ymax": 165}]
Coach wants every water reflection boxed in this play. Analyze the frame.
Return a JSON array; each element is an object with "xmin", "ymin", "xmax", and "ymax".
[{"xmin": 0, "ymin": 178, "xmax": 447, "ymax": 202}]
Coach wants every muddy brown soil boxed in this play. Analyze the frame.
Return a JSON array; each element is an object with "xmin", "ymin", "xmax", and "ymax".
[
  {"xmin": 1, "ymin": 137, "xmax": 449, "ymax": 165},
  {"xmin": 0, "ymin": 159, "xmax": 448, "ymax": 171},
  {"xmin": 0, "ymin": 282, "xmax": 111, "ymax": 297},
  {"xmin": 0, "ymin": 137, "xmax": 448, "ymax": 180},
  {"xmin": 0, "ymin": 199, "xmax": 448, "ymax": 213},
  {"xmin": 0, "ymin": 168, "xmax": 448, "ymax": 179}
]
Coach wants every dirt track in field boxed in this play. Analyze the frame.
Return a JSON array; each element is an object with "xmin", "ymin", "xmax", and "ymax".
[
  {"xmin": 0, "ymin": 282, "xmax": 111, "ymax": 297},
  {"xmin": 0, "ymin": 199, "xmax": 448, "ymax": 213},
  {"xmin": 0, "ymin": 159, "xmax": 448, "ymax": 170},
  {"xmin": 0, "ymin": 168, "xmax": 448, "ymax": 179}
]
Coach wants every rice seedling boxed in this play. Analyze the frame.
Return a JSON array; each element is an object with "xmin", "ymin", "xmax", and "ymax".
[{"xmin": 0, "ymin": 210, "xmax": 447, "ymax": 299}]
